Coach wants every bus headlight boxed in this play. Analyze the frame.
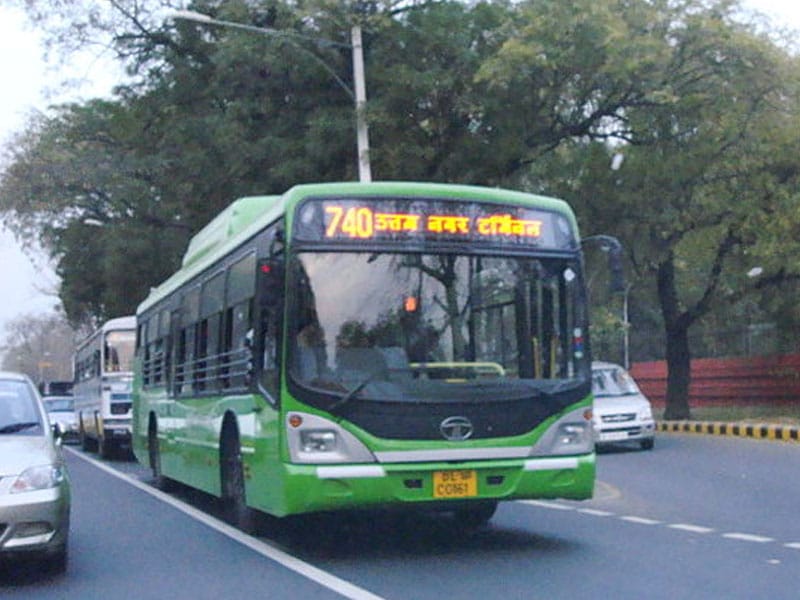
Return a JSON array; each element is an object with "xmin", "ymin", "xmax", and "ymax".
[
  {"xmin": 286, "ymin": 412, "xmax": 376, "ymax": 464},
  {"xmin": 529, "ymin": 407, "xmax": 595, "ymax": 457},
  {"xmin": 300, "ymin": 430, "xmax": 337, "ymax": 453},
  {"xmin": 556, "ymin": 423, "xmax": 590, "ymax": 447}
]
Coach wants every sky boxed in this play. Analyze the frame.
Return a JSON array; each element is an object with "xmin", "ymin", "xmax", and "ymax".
[
  {"xmin": 0, "ymin": 4, "xmax": 119, "ymax": 343},
  {"xmin": 1, "ymin": 0, "xmax": 800, "ymax": 346}
]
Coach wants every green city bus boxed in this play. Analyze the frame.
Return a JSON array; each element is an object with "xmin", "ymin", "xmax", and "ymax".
[{"xmin": 132, "ymin": 181, "xmax": 606, "ymax": 527}]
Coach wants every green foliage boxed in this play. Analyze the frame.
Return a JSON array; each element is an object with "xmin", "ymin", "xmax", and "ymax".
[{"xmin": 0, "ymin": 313, "xmax": 76, "ymax": 384}]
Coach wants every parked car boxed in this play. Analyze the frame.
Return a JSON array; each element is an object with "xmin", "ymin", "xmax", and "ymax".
[
  {"xmin": 0, "ymin": 371, "xmax": 71, "ymax": 571},
  {"xmin": 43, "ymin": 395, "xmax": 79, "ymax": 445},
  {"xmin": 592, "ymin": 361, "xmax": 656, "ymax": 450}
]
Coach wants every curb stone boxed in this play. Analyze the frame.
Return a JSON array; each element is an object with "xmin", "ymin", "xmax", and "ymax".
[{"xmin": 658, "ymin": 421, "xmax": 800, "ymax": 442}]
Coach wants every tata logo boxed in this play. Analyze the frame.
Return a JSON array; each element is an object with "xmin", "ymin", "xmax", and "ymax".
[{"xmin": 440, "ymin": 416, "xmax": 474, "ymax": 441}]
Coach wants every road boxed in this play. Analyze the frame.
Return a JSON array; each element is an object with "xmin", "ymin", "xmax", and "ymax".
[{"xmin": 2, "ymin": 434, "xmax": 799, "ymax": 599}]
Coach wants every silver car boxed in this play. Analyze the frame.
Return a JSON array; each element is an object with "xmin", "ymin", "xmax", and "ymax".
[
  {"xmin": 592, "ymin": 361, "xmax": 656, "ymax": 451},
  {"xmin": 43, "ymin": 395, "xmax": 79, "ymax": 445},
  {"xmin": 0, "ymin": 371, "xmax": 71, "ymax": 571}
]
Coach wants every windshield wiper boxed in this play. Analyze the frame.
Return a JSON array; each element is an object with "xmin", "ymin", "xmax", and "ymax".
[
  {"xmin": 0, "ymin": 421, "xmax": 40, "ymax": 434},
  {"xmin": 328, "ymin": 374, "xmax": 376, "ymax": 414}
]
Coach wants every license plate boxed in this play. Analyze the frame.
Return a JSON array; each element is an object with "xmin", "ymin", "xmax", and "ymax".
[
  {"xmin": 433, "ymin": 470, "xmax": 477, "ymax": 498},
  {"xmin": 600, "ymin": 431, "xmax": 629, "ymax": 441}
]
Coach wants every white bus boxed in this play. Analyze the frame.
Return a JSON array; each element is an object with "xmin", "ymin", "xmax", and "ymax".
[{"xmin": 73, "ymin": 316, "xmax": 136, "ymax": 458}]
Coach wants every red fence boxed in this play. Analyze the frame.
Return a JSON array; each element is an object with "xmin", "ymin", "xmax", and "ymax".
[{"xmin": 630, "ymin": 354, "xmax": 800, "ymax": 407}]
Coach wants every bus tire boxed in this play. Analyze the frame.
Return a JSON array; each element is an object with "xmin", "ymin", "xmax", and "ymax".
[
  {"xmin": 79, "ymin": 421, "xmax": 91, "ymax": 452},
  {"xmin": 148, "ymin": 417, "xmax": 174, "ymax": 491},
  {"xmin": 98, "ymin": 435, "xmax": 112, "ymax": 460},
  {"xmin": 80, "ymin": 421, "xmax": 98, "ymax": 453},
  {"xmin": 454, "ymin": 501, "xmax": 498, "ymax": 528},
  {"xmin": 219, "ymin": 421, "xmax": 257, "ymax": 533}
]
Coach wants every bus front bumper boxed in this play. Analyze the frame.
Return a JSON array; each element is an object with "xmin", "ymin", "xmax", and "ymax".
[{"xmin": 271, "ymin": 454, "xmax": 595, "ymax": 516}]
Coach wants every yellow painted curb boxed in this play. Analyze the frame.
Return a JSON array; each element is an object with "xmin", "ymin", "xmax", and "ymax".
[{"xmin": 657, "ymin": 421, "xmax": 800, "ymax": 442}]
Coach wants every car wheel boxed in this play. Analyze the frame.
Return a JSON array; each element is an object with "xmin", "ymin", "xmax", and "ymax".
[
  {"xmin": 42, "ymin": 544, "xmax": 68, "ymax": 574},
  {"xmin": 640, "ymin": 438, "xmax": 655, "ymax": 450}
]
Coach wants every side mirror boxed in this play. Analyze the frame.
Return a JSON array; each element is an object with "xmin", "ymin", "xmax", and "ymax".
[
  {"xmin": 52, "ymin": 422, "xmax": 64, "ymax": 445},
  {"xmin": 582, "ymin": 235, "xmax": 625, "ymax": 294},
  {"xmin": 258, "ymin": 258, "xmax": 285, "ymax": 309}
]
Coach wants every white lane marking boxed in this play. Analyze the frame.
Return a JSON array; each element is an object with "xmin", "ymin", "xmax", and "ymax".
[
  {"xmin": 620, "ymin": 516, "xmax": 662, "ymax": 525},
  {"xmin": 519, "ymin": 500, "xmax": 575, "ymax": 511},
  {"xmin": 784, "ymin": 543, "xmax": 800, "ymax": 550},
  {"xmin": 593, "ymin": 480, "xmax": 623, "ymax": 501},
  {"xmin": 65, "ymin": 448, "xmax": 387, "ymax": 600},
  {"xmin": 576, "ymin": 508, "xmax": 614, "ymax": 517},
  {"xmin": 723, "ymin": 533, "xmax": 775, "ymax": 544},
  {"xmin": 668, "ymin": 524, "xmax": 715, "ymax": 534},
  {"xmin": 521, "ymin": 496, "xmax": 798, "ymax": 552}
]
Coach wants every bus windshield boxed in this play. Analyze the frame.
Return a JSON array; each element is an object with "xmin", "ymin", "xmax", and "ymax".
[
  {"xmin": 104, "ymin": 330, "xmax": 136, "ymax": 373},
  {"xmin": 288, "ymin": 251, "xmax": 589, "ymax": 408}
]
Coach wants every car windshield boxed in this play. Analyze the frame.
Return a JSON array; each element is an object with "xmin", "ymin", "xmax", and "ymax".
[
  {"xmin": 287, "ymin": 251, "xmax": 589, "ymax": 409},
  {"xmin": 105, "ymin": 330, "xmax": 136, "ymax": 372},
  {"xmin": 44, "ymin": 397, "xmax": 74, "ymax": 412},
  {"xmin": 0, "ymin": 379, "xmax": 43, "ymax": 434},
  {"xmin": 592, "ymin": 367, "xmax": 640, "ymax": 397}
]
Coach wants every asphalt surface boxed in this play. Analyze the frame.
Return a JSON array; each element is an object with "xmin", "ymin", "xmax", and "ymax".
[{"xmin": 2, "ymin": 432, "xmax": 799, "ymax": 599}]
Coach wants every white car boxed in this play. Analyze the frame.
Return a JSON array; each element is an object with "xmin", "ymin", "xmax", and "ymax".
[
  {"xmin": 0, "ymin": 371, "xmax": 71, "ymax": 572},
  {"xmin": 43, "ymin": 395, "xmax": 79, "ymax": 445},
  {"xmin": 592, "ymin": 361, "xmax": 655, "ymax": 450}
]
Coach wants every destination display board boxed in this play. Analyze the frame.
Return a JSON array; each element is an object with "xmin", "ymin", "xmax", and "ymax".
[{"xmin": 294, "ymin": 198, "xmax": 576, "ymax": 250}]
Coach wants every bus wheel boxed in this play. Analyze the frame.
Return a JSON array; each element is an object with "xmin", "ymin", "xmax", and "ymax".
[
  {"xmin": 98, "ymin": 435, "xmax": 113, "ymax": 460},
  {"xmin": 148, "ymin": 420, "xmax": 173, "ymax": 491},
  {"xmin": 79, "ymin": 422, "xmax": 90, "ymax": 451},
  {"xmin": 454, "ymin": 501, "xmax": 498, "ymax": 528},
  {"xmin": 220, "ymin": 428, "xmax": 256, "ymax": 533},
  {"xmin": 80, "ymin": 423, "xmax": 97, "ymax": 453}
]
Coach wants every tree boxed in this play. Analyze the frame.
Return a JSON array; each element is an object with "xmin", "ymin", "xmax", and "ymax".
[
  {"xmin": 4, "ymin": 0, "xmax": 800, "ymax": 420},
  {"xmin": 1, "ymin": 313, "xmax": 77, "ymax": 386},
  {"xmin": 527, "ymin": 2, "xmax": 800, "ymax": 418},
  {"xmin": 0, "ymin": 100, "xmax": 192, "ymax": 325}
]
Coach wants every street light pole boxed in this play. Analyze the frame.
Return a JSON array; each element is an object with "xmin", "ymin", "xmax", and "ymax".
[
  {"xmin": 171, "ymin": 10, "xmax": 372, "ymax": 182},
  {"xmin": 350, "ymin": 24, "xmax": 371, "ymax": 183},
  {"xmin": 622, "ymin": 283, "xmax": 632, "ymax": 369}
]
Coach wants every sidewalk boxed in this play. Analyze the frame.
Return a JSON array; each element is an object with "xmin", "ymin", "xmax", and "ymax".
[{"xmin": 658, "ymin": 421, "xmax": 800, "ymax": 442}]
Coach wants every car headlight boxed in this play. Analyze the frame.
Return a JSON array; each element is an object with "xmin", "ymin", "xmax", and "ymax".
[
  {"xmin": 10, "ymin": 464, "xmax": 66, "ymax": 493},
  {"xmin": 639, "ymin": 407, "xmax": 653, "ymax": 421}
]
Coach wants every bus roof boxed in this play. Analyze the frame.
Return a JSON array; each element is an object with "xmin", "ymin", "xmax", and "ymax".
[
  {"xmin": 136, "ymin": 182, "xmax": 579, "ymax": 316},
  {"xmin": 103, "ymin": 315, "xmax": 137, "ymax": 331},
  {"xmin": 75, "ymin": 316, "xmax": 136, "ymax": 351}
]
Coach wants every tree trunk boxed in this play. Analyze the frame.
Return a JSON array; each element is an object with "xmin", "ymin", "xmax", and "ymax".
[
  {"xmin": 663, "ymin": 322, "xmax": 692, "ymax": 420},
  {"xmin": 657, "ymin": 255, "xmax": 692, "ymax": 420}
]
